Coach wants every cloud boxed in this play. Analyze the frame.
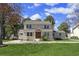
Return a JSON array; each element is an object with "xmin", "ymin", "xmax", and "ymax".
[
  {"xmin": 67, "ymin": 3, "xmax": 79, "ymax": 10},
  {"xmin": 27, "ymin": 6, "xmax": 34, "ymax": 9},
  {"xmin": 66, "ymin": 4, "xmax": 79, "ymax": 18},
  {"xmin": 45, "ymin": 12, "xmax": 51, "ymax": 16},
  {"xmin": 33, "ymin": 3, "xmax": 41, "ymax": 7},
  {"xmin": 45, "ymin": 3, "xmax": 58, "ymax": 6},
  {"xmin": 45, "ymin": 7, "xmax": 74, "ymax": 14},
  {"xmin": 30, "ymin": 14, "xmax": 41, "ymax": 20},
  {"xmin": 27, "ymin": 3, "xmax": 41, "ymax": 9},
  {"xmin": 67, "ymin": 14, "xmax": 77, "ymax": 18}
]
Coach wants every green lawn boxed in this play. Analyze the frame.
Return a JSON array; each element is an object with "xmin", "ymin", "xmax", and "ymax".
[{"xmin": 0, "ymin": 43, "xmax": 79, "ymax": 56}]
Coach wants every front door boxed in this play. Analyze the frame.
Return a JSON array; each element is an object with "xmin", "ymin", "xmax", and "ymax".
[{"xmin": 35, "ymin": 32, "xmax": 41, "ymax": 38}]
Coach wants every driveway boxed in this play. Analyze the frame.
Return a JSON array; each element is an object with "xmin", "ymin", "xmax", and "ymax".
[{"xmin": 3, "ymin": 40, "xmax": 79, "ymax": 44}]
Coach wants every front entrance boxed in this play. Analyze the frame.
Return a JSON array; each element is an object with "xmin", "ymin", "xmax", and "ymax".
[
  {"xmin": 36, "ymin": 32, "xmax": 41, "ymax": 38},
  {"xmin": 35, "ymin": 29, "xmax": 41, "ymax": 38}
]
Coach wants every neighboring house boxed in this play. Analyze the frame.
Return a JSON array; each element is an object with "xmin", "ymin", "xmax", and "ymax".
[
  {"xmin": 69, "ymin": 23, "xmax": 79, "ymax": 38},
  {"xmin": 18, "ymin": 20, "xmax": 54, "ymax": 41},
  {"xmin": 53, "ymin": 31, "xmax": 66, "ymax": 39}
]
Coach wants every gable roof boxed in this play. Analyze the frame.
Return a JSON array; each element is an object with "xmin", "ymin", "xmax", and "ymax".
[{"xmin": 73, "ymin": 23, "xmax": 79, "ymax": 30}]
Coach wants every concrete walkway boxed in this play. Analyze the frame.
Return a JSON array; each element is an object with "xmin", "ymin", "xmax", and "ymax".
[{"xmin": 3, "ymin": 40, "xmax": 79, "ymax": 44}]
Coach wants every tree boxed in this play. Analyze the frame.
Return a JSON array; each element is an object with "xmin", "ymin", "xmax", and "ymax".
[
  {"xmin": 0, "ymin": 3, "xmax": 21, "ymax": 45},
  {"xmin": 5, "ymin": 24, "xmax": 13, "ymax": 39},
  {"xmin": 0, "ymin": 3, "xmax": 13, "ymax": 45},
  {"xmin": 44, "ymin": 15, "xmax": 55, "ymax": 26},
  {"xmin": 8, "ymin": 13, "xmax": 21, "ymax": 39},
  {"xmin": 58, "ymin": 22, "xmax": 69, "ymax": 32},
  {"xmin": 6, "ymin": 3, "xmax": 22, "ymax": 39}
]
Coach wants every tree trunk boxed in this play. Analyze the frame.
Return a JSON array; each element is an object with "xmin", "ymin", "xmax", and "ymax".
[
  {"xmin": 0, "ymin": 13, "xmax": 5, "ymax": 45},
  {"xmin": 1, "ymin": 13, "xmax": 5, "ymax": 39},
  {"xmin": 11, "ymin": 25, "xmax": 18, "ymax": 40},
  {"xmin": 0, "ymin": 39, "xmax": 3, "ymax": 45},
  {"xmin": 14, "ymin": 25, "xmax": 18, "ymax": 40}
]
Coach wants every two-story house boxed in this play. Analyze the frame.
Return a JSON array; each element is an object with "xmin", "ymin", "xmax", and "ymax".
[{"xmin": 18, "ymin": 20, "xmax": 54, "ymax": 41}]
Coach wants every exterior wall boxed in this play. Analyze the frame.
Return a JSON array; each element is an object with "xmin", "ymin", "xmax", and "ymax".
[
  {"xmin": 24, "ymin": 21, "xmax": 53, "ymax": 30},
  {"xmin": 72, "ymin": 26, "xmax": 79, "ymax": 38},
  {"xmin": 18, "ymin": 20, "xmax": 54, "ymax": 41},
  {"xmin": 68, "ymin": 33, "xmax": 74, "ymax": 38},
  {"xmin": 24, "ymin": 29, "xmax": 35, "ymax": 41},
  {"xmin": 41, "ymin": 29, "xmax": 53, "ymax": 40},
  {"xmin": 18, "ymin": 30, "xmax": 27, "ymax": 40},
  {"xmin": 53, "ymin": 31, "xmax": 66, "ymax": 39}
]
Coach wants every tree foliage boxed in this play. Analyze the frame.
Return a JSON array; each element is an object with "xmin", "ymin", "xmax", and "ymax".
[
  {"xmin": 44, "ymin": 15, "xmax": 55, "ymax": 26},
  {"xmin": 0, "ymin": 3, "xmax": 14, "ymax": 45},
  {"xmin": 0, "ymin": 3, "xmax": 22, "ymax": 42},
  {"xmin": 58, "ymin": 22, "xmax": 69, "ymax": 32}
]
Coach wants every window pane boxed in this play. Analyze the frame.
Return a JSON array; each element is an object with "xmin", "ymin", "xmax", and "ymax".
[
  {"xmin": 44, "ymin": 25, "xmax": 46, "ymax": 29},
  {"xmin": 59, "ymin": 33, "xmax": 61, "ymax": 36},
  {"xmin": 47, "ymin": 25, "xmax": 49, "ymax": 29},
  {"xmin": 44, "ymin": 25, "xmax": 49, "ymax": 29},
  {"xmin": 27, "ymin": 32, "xmax": 29, "ymax": 36},
  {"xmin": 27, "ymin": 24, "xmax": 32, "ymax": 29},
  {"xmin": 30, "ymin": 32, "xmax": 32, "ymax": 36},
  {"xmin": 26, "ymin": 24, "xmax": 28, "ymax": 28},
  {"xmin": 27, "ymin": 32, "xmax": 32, "ymax": 36},
  {"xmin": 30, "ymin": 24, "xmax": 32, "ymax": 29}
]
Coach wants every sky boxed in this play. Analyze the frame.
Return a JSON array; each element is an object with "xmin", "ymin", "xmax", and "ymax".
[{"xmin": 20, "ymin": 3, "xmax": 79, "ymax": 30}]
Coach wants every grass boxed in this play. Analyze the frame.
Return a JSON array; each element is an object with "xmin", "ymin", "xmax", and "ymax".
[{"xmin": 0, "ymin": 43, "xmax": 79, "ymax": 56}]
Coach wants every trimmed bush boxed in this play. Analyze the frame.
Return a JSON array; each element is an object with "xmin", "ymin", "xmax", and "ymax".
[
  {"xmin": 54, "ymin": 38, "xmax": 62, "ymax": 40},
  {"xmin": 42, "ymin": 35, "xmax": 48, "ymax": 41},
  {"xmin": 70, "ymin": 36, "xmax": 79, "ymax": 39}
]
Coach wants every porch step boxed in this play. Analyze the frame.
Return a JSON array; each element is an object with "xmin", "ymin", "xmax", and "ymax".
[{"xmin": 34, "ymin": 39, "xmax": 40, "ymax": 41}]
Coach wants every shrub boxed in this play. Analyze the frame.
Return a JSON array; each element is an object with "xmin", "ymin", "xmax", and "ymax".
[
  {"xmin": 42, "ymin": 35, "xmax": 48, "ymax": 41},
  {"xmin": 70, "ymin": 36, "xmax": 79, "ymax": 39},
  {"xmin": 54, "ymin": 38, "xmax": 62, "ymax": 40}
]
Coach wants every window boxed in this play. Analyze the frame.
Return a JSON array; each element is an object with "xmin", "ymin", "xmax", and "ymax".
[
  {"xmin": 47, "ymin": 25, "xmax": 49, "ymax": 29},
  {"xmin": 30, "ymin": 32, "xmax": 32, "ymax": 36},
  {"xmin": 27, "ymin": 32, "xmax": 29, "ymax": 36},
  {"xmin": 27, "ymin": 32, "xmax": 32, "ymax": 36},
  {"xmin": 44, "ymin": 25, "xmax": 46, "ymax": 29},
  {"xmin": 44, "ymin": 25, "xmax": 49, "ymax": 29},
  {"xmin": 53, "ymin": 33, "xmax": 54, "ymax": 36},
  {"xmin": 44, "ymin": 32, "xmax": 49, "ymax": 36},
  {"xmin": 59, "ymin": 33, "xmax": 61, "ymax": 36},
  {"xmin": 26, "ymin": 24, "xmax": 32, "ymax": 29}
]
